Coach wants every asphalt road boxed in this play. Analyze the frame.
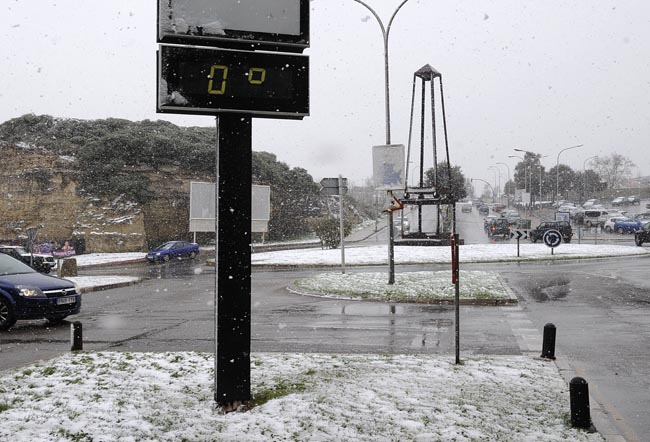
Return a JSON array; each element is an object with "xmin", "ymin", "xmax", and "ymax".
[{"xmin": 1, "ymin": 230, "xmax": 649, "ymax": 439}]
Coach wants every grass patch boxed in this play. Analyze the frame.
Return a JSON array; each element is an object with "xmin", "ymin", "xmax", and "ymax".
[{"xmin": 248, "ymin": 379, "xmax": 308, "ymax": 408}]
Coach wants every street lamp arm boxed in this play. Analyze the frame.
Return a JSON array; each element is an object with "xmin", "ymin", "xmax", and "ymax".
[
  {"xmin": 386, "ymin": 0, "xmax": 410, "ymax": 39},
  {"xmin": 353, "ymin": 0, "xmax": 387, "ymax": 38},
  {"xmin": 352, "ymin": 0, "xmax": 410, "ymax": 145}
]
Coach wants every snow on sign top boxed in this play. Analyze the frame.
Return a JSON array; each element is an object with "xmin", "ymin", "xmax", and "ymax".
[{"xmin": 158, "ymin": 0, "xmax": 309, "ymax": 50}]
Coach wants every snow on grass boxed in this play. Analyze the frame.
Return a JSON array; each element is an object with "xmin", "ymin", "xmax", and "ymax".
[
  {"xmin": 252, "ymin": 243, "xmax": 650, "ymax": 266},
  {"xmin": 291, "ymin": 270, "xmax": 515, "ymax": 304},
  {"xmin": 0, "ymin": 352, "xmax": 604, "ymax": 442}
]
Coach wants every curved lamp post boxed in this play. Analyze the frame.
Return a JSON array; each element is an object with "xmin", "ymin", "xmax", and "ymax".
[
  {"xmin": 555, "ymin": 144, "xmax": 583, "ymax": 202},
  {"xmin": 471, "ymin": 178, "xmax": 495, "ymax": 203},
  {"xmin": 353, "ymin": 0, "xmax": 410, "ymax": 144}
]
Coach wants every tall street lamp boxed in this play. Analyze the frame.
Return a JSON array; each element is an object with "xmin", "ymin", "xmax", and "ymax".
[
  {"xmin": 488, "ymin": 166, "xmax": 501, "ymax": 202},
  {"xmin": 496, "ymin": 162, "xmax": 510, "ymax": 206},
  {"xmin": 583, "ymin": 155, "xmax": 598, "ymax": 200},
  {"xmin": 555, "ymin": 144, "xmax": 583, "ymax": 203},
  {"xmin": 353, "ymin": 0, "xmax": 410, "ymax": 286}
]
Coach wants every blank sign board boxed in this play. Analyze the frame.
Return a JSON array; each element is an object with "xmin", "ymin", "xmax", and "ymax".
[
  {"xmin": 158, "ymin": 0, "xmax": 309, "ymax": 50},
  {"xmin": 189, "ymin": 182, "xmax": 271, "ymax": 233}
]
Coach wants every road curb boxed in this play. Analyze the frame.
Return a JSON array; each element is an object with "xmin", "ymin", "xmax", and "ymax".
[{"xmin": 78, "ymin": 278, "xmax": 143, "ymax": 294}]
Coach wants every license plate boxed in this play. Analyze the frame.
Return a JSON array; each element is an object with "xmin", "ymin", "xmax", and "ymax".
[{"xmin": 57, "ymin": 296, "xmax": 76, "ymax": 305}]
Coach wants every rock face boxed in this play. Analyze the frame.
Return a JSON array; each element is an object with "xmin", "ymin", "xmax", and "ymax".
[{"xmin": 0, "ymin": 145, "xmax": 197, "ymax": 253}]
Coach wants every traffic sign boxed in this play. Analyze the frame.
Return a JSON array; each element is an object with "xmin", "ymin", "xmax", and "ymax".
[
  {"xmin": 510, "ymin": 229, "xmax": 529, "ymax": 240},
  {"xmin": 319, "ymin": 177, "xmax": 348, "ymax": 196},
  {"xmin": 542, "ymin": 229, "xmax": 563, "ymax": 248}
]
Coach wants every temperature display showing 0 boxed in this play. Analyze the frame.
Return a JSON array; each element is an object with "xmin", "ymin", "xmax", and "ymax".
[{"xmin": 157, "ymin": 45, "xmax": 309, "ymax": 119}]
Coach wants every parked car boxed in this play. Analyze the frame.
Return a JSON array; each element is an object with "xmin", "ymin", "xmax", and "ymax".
[
  {"xmin": 626, "ymin": 196, "xmax": 641, "ymax": 205},
  {"xmin": 613, "ymin": 218, "xmax": 643, "ymax": 234},
  {"xmin": 0, "ymin": 253, "xmax": 80, "ymax": 330},
  {"xmin": 529, "ymin": 221, "xmax": 573, "ymax": 243},
  {"xmin": 146, "ymin": 241, "xmax": 200, "ymax": 263},
  {"xmin": 582, "ymin": 199, "xmax": 599, "ymax": 209},
  {"xmin": 634, "ymin": 221, "xmax": 650, "ymax": 246},
  {"xmin": 0, "ymin": 245, "xmax": 56, "ymax": 274},
  {"xmin": 603, "ymin": 216, "xmax": 629, "ymax": 233},
  {"xmin": 611, "ymin": 196, "xmax": 627, "ymax": 206}
]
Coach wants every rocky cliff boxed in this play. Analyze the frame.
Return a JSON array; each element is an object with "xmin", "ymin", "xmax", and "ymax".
[{"xmin": 0, "ymin": 143, "xmax": 201, "ymax": 253}]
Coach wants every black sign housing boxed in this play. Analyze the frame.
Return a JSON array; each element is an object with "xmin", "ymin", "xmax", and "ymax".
[{"xmin": 158, "ymin": 45, "xmax": 309, "ymax": 119}]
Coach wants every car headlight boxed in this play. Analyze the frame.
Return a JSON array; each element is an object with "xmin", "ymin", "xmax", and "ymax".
[{"xmin": 17, "ymin": 286, "xmax": 45, "ymax": 297}]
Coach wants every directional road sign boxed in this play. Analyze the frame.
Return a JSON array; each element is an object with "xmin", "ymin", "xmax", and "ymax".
[
  {"xmin": 510, "ymin": 229, "xmax": 529, "ymax": 240},
  {"xmin": 319, "ymin": 177, "xmax": 348, "ymax": 196},
  {"xmin": 542, "ymin": 229, "xmax": 563, "ymax": 248}
]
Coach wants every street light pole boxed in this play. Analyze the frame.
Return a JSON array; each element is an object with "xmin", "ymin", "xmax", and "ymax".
[
  {"xmin": 353, "ymin": 0, "xmax": 410, "ymax": 286},
  {"xmin": 555, "ymin": 144, "xmax": 583, "ymax": 203},
  {"xmin": 496, "ymin": 162, "xmax": 510, "ymax": 206},
  {"xmin": 583, "ymin": 155, "xmax": 598, "ymax": 201},
  {"xmin": 488, "ymin": 166, "xmax": 500, "ymax": 203}
]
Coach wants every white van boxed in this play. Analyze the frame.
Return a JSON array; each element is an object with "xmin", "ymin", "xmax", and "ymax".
[{"xmin": 583, "ymin": 209, "xmax": 610, "ymax": 227}]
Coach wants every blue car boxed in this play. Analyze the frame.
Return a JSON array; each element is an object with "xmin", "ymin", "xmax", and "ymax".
[
  {"xmin": 146, "ymin": 241, "xmax": 200, "ymax": 263},
  {"xmin": 0, "ymin": 253, "xmax": 81, "ymax": 330},
  {"xmin": 613, "ymin": 219, "xmax": 643, "ymax": 234}
]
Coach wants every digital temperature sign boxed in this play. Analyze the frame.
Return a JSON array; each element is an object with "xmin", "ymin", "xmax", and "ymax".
[{"xmin": 157, "ymin": 45, "xmax": 309, "ymax": 119}]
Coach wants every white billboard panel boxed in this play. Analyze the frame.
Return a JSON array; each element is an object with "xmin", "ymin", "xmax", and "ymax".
[
  {"xmin": 157, "ymin": 0, "xmax": 309, "ymax": 49},
  {"xmin": 372, "ymin": 144, "xmax": 405, "ymax": 191},
  {"xmin": 189, "ymin": 182, "xmax": 270, "ymax": 233}
]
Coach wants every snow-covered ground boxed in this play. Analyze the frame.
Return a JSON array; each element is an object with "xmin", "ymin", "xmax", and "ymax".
[
  {"xmin": 6, "ymin": 244, "xmax": 632, "ymax": 440},
  {"xmin": 290, "ymin": 270, "xmax": 515, "ymax": 304},
  {"xmin": 0, "ymin": 352, "xmax": 604, "ymax": 442},
  {"xmin": 252, "ymin": 243, "xmax": 650, "ymax": 266}
]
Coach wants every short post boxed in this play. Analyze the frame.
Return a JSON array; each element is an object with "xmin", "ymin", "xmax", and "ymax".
[
  {"xmin": 540, "ymin": 323, "xmax": 556, "ymax": 359},
  {"xmin": 70, "ymin": 321, "xmax": 83, "ymax": 351},
  {"xmin": 570, "ymin": 377, "xmax": 592, "ymax": 430}
]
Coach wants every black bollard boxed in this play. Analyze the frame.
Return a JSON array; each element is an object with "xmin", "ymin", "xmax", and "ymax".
[
  {"xmin": 570, "ymin": 377, "xmax": 592, "ymax": 429},
  {"xmin": 541, "ymin": 323, "xmax": 556, "ymax": 359},
  {"xmin": 70, "ymin": 321, "xmax": 83, "ymax": 351}
]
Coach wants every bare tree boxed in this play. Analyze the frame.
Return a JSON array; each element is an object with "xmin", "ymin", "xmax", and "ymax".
[{"xmin": 592, "ymin": 154, "xmax": 635, "ymax": 190}]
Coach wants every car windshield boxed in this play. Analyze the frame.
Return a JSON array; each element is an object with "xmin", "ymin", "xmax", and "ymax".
[
  {"xmin": 158, "ymin": 242, "xmax": 175, "ymax": 250},
  {"xmin": 0, "ymin": 253, "xmax": 37, "ymax": 275}
]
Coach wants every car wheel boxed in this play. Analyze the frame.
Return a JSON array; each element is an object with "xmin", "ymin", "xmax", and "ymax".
[
  {"xmin": 190, "ymin": 251, "xmax": 197, "ymax": 259},
  {"xmin": 531, "ymin": 236, "xmax": 537, "ymax": 243},
  {"xmin": 635, "ymin": 235, "xmax": 643, "ymax": 247},
  {"xmin": 585, "ymin": 221, "xmax": 592, "ymax": 227},
  {"xmin": 162, "ymin": 254, "xmax": 171, "ymax": 263},
  {"xmin": 564, "ymin": 238, "xmax": 571, "ymax": 243},
  {"xmin": 0, "ymin": 298, "xmax": 17, "ymax": 331},
  {"xmin": 616, "ymin": 228, "xmax": 624, "ymax": 234},
  {"xmin": 605, "ymin": 226, "xmax": 612, "ymax": 233}
]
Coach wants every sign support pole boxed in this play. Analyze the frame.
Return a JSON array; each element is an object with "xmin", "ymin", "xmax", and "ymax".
[
  {"xmin": 214, "ymin": 115, "xmax": 252, "ymax": 408},
  {"xmin": 338, "ymin": 175, "xmax": 346, "ymax": 274}
]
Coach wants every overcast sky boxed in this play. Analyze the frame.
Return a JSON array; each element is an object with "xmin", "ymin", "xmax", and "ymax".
[{"xmin": 2, "ymin": 0, "xmax": 649, "ymax": 188}]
